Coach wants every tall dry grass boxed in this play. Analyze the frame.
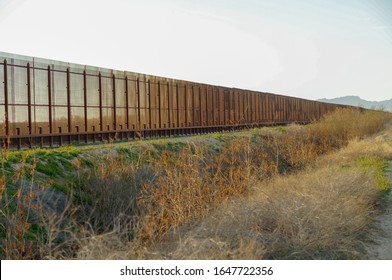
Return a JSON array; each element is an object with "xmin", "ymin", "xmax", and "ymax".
[
  {"xmin": 76, "ymin": 109, "xmax": 392, "ymax": 259},
  {"xmin": 1, "ymin": 108, "xmax": 391, "ymax": 259},
  {"xmin": 157, "ymin": 162, "xmax": 384, "ymax": 259}
]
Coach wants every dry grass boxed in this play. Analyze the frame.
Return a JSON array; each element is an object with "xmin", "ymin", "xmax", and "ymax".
[
  {"xmin": 140, "ymin": 123, "xmax": 392, "ymax": 259},
  {"xmin": 153, "ymin": 166, "xmax": 379, "ymax": 259},
  {"xmin": 76, "ymin": 109, "xmax": 392, "ymax": 260},
  {"xmin": 1, "ymin": 108, "xmax": 391, "ymax": 259}
]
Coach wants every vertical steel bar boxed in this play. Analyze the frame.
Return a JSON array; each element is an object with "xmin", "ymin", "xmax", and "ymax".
[
  {"xmin": 255, "ymin": 93, "xmax": 257, "ymax": 123},
  {"xmin": 247, "ymin": 92, "xmax": 249, "ymax": 123},
  {"xmin": 16, "ymin": 128, "xmax": 20, "ymax": 149},
  {"xmin": 254, "ymin": 93, "xmax": 257, "ymax": 123},
  {"xmin": 83, "ymin": 70, "xmax": 88, "ymax": 144},
  {"xmin": 198, "ymin": 86, "xmax": 202, "ymax": 127},
  {"xmin": 137, "ymin": 78, "xmax": 141, "ymax": 130},
  {"xmin": 158, "ymin": 81, "xmax": 161, "ymax": 129},
  {"xmin": 148, "ymin": 80, "xmax": 152, "ymax": 130},
  {"xmin": 66, "ymin": 68, "xmax": 71, "ymax": 143},
  {"xmin": 205, "ymin": 87, "xmax": 208, "ymax": 126},
  {"xmin": 59, "ymin": 127, "xmax": 62, "ymax": 146},
  {"xmin": 98, "ymin": 72, "xmax": 103, "ymax": 132},
  {"xmin": 176, "ymin": 83, "xmax": 179, "ymax": 128},
  {"xmin": 233, "ymin": 90, "xmax": 236, "ymax": 125},
  {"xmin": 210, "ymin": 87, "xmax": 215, "ymax": 125},
  {"xmin": 242, "ymin": 91, "xmax": 245, "ymax": 124},
  {"xmin": 258, "ymin": 93, "xmax": 261, "ymax": 123},
  {"xmin": 39, "ymin": 127, "xmax": 43, "ymax": 147},
  {"xmin": 27, "ymin": 63, "xmax": 32, "ymax": 141},
  {"xmin": 251, "ymin": 93, "xmax": 254, "ymax": 123},
  {"xmin": 228, "ymin": 89, "xmax": 231, "ymax": 125},
  {"xmin": 224, "ymin": 90, "xmax": 227, "ymax": 127},
  {"xmin": 47, "ymin": 65, "xmax": 53, "ymax": 146},
  {"xmin": 250, "ymin": 92, "xmax": 252, "ymax": 124},
  {"xmin": 245, "ymin": 92, "xmax": 248, "ymax": 124},
  {"xmin": 167, "ymin": 82, "xmax": 171, "ymax": 128},
  {"xmin": 267, "ymin": 95, "xmax": 269, "ymax": 122},
  {"xmin": 217, "ymin": 88, "xmax": 220, "ymax": 125},
  {"xmin": 272, "ymin": 95, "xmax": 275, "ymax": 123},
  {"xmin": 125, "ymin": 77, "xmax": 129, "ymax": 130},
  {"xmin": 3, "ymin": 60, "xmax": 9, "ymax": 138},
  {"xmin": 112, "ymin": 74, "xmax": 117, "ymax": 131},
  {"xmin": 217, "ymin": 88, "xmax": 220, "ymax": 128},
  {"xmin": 211, "ymin": 87, "xmax": 214, "ymax": 126},
  {"xmin": 257, "ymin": 93, "xmax": 260, "ymax": 123},
  {"xmin": 184, "ymin": 84, "xmax": 187, "ymax": 127},
  {"xmin": 192, "ymin": 85, "xmax": 195, "ymax": 127}
]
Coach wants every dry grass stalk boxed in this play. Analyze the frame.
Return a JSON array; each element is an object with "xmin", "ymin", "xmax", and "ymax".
[{"xmin": 1, "ymin": 108, "xmax": 391, "ymax": 259}]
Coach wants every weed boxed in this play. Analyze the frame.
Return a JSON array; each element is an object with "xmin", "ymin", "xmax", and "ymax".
[
  {"xmin": 35, "ymin": 158, "xmax": 64, "ymax": 178},
  {"xmin": 357, "ymin": 158, "xmax": 390, "ymax": 191},
  {"xmin": 1, "ymin": 108, "xmax": 392, "ymax": 260}
]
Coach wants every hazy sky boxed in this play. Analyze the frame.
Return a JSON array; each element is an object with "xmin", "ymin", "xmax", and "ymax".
[{"xmin": 0, "ymin": 0, "xmax": 391, "ymax": 101}]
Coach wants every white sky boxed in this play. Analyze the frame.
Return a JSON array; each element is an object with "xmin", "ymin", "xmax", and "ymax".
[{"xmin": 0, "ymin": 0, "xmax": 391, "ymax": 101}]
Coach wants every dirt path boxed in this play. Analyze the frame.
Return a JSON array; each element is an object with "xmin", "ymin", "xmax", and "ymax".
[{"xmin": 366, "ymin": 161, "xmax": 392, "ymax": 259}]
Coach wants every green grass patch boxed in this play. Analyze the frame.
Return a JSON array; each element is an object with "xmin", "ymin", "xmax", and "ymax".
[
  {"xmin": 165, "ymin": 141, "xmax": 189, "ymax": 152},
  {"xmin": 5, "ymin": 151, "xmax": 22, "ymax": 163},
  {"xmin": 57, "ymin": 157, "xmax": 74, "ymax": 172},
  {"xmin": 80, "ymin": 158, "xmax": 94, "ymax": 168},
  {"xmin": 116, "ymin": 146, "xmax": 134, "ymax": 159},
  {"xmin": 51, "ymin": 182, "xmax": 71, "ymax": 195},
  {"xmin": 35, "ymin": 157, "xmax": 65, "ymax": 178},
  {"xmin": 357, "ymin": 157, "xmax": 390, "ymax": 192}
]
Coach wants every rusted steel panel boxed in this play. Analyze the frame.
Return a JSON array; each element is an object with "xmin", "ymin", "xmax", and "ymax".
[
  {"xmin": 172, "ymin": 83, "xmax": 180, "ymax": 127},
  {"xmin": 0, "ymin": 52, "xmax": 351, "ymax": 148},
  {"xmin": 177, "ymin": 84, "xmax": 185, "ymax": 127},
  {"xmin": 232, "ymin": 90, "xmax": 237, "ymax": 124},
  {"xmin": 158, "ymin": 81, "xmax": 167, "ymax": 127},
  {"xmin": 192, "ymin": 85, "xmax": 196, "ymax": 127},
  {"xmin": 227, "ymin": 89, "xmax": 231, "ymax": 125},
  {"xmin": 126, "ymin": 78, "xmax": 137, "ymax": 130},
  {"xmin": 245, "ymin": 91, "xmax": 249, "ymax": 124},
  {"xmin": 218, "ymin": 87, "xmax": 224, "ymax": 125},
  {"xmin": 125, "ymin": 77, "xmax": 129, "ymax": 130},
  {"xmin": 157, "ymin": 81, "xmax": 162, "ymax": 128},
  {"xmin": 251, "ymin": 92, "xmax": 255, "ymax": 123},
  {"xmin": 114, "ymin": 76, "xmax": 126, "ymax": 130},
  {"xmin": 167, "ymin": 82, "xmax": 171, "ymax": 128},
  {"xmin": 149, "ymin": 80, "xmax": 158, "ymax": 109},
  {"xmin": 211, "ymin": 86, "xmax": 216, "ymax": 126},
  {"xmin": 7, "ymin": 63, "xmax": 29, "ymax": 136},
  {"xmin": 147, "ymin": 80, "xmax": 152, "ymax": 129},
  {"xmin": 205, "ymin": 86, "xmax": 210, "ymax": 125},
  {"xmin": 199, "ymin": 86, "xmax": 203, "ymax": 126},
  {"xmin": 159, "ymin": 81, "xmax": 168, "ymax": 110},
  {"xmin": 184, "ymin": 84, "xmax": 188, "ymax": 126},
  {"xmin": 238, "ymin": 91, "xmax": 243, "ymax": 123},
  {"xmin": 136, "ymin": 78, "xmax": 141, "ymax": 129},
  {"xmin": 31, "ymin": 97, "xmax": 50, "ymax": 137},
  {"xmin": 138, "ymin": 79, "xmax": 147, "ymax": 109},
  {"xmin": 186, "ymin": 84, "xmax": 193, "ymax": 127}
]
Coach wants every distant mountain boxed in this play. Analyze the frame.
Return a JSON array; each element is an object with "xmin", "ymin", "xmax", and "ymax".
[{"xmin": 318, "ymin": 96, "xmax": 392, "ymax": 111}]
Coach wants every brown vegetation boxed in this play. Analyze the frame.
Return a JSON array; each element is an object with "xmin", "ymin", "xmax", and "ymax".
[{"xmin": 1, "ymin": 108, "xmax": 391, "ymax": 259}]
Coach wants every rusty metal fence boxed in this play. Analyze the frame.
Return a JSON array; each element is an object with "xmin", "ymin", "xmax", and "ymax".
[{"xmin": 0, "ymin": 52, "xmax": 345, "ymax": 149}]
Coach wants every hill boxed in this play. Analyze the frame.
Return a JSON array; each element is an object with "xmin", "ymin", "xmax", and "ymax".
[{"xmin": 318, "ymin": 96, "xmax": 392, "ymax": 111}]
